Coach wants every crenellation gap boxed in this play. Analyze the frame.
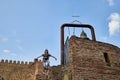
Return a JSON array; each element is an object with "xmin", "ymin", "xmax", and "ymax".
[{"xmin": 25, "ymin": 61, "xmax": 28, "ymax": 64}]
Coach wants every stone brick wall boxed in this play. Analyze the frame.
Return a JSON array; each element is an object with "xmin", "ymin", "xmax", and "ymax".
[
  {"xmin": 48, "ymin": 64, "xmax": 72, "ymax": 80},
  {"xmin": 49, "ymin": 65, "xmax": 62, "ymax": 80},
  {"xmin": 68, "ymin": 35, "xmax": 120, "ymax": 80},
  {"xmin": 0, "ymin": 59, "xmax": 42, "ymax": 80}
]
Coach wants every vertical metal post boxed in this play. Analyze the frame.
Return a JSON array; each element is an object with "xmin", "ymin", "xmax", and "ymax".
[{"xmin": 61, "ymin": 26, "xmax": 64, "ymax": 65}]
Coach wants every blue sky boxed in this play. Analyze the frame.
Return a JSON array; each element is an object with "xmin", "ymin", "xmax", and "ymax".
[{"xmin": 0, "ymin": 0, "xmax": 120, "ymax": 65}]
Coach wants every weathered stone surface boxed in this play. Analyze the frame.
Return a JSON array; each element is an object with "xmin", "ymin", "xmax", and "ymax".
[
  {"xmin": 68, "ymin": 35, "xmax": 120, "ymax": 80},
  {"xmin": 0, "ymin": 60, "xmax": 42, "ymax": 80}
]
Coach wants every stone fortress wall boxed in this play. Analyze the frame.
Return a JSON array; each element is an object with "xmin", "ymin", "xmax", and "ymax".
[{"xmin": 0, "ymin": 59, "xmax": 42, "ymax": 80}]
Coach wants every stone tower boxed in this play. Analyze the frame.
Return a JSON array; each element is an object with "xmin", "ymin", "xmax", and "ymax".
[
  {"xmin": 68, "ymin": 34, "xmax": 120, "ymax": 80},
  {"xmin": 60, "ymin": 23, "xmax": 120, "ymax": 80}
]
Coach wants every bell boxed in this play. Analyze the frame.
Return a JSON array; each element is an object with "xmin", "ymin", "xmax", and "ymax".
[{"xmin": 80, "ymin": 30, "xmax": 89, "ymax": 39}]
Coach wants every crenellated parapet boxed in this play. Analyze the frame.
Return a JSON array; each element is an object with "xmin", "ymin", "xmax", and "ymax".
[
  {"xmin": 0, "ymin": 59, "xmax": 43, "ymax": 80},
  {"xmin": 0, "ymin": 59, "xmax": 41, "ymax": 65}
]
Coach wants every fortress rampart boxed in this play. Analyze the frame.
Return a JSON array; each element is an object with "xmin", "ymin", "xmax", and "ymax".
[
  {"xmin": 0, "ymin": 59, "xmax": 34, "ymax": 65},
  {"xmin": 0, "ymin": 59, "xmax": 42, "ymax": 80}
]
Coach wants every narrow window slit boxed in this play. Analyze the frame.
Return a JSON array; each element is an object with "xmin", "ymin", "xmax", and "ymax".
[{"xmin": 103, "ymin": 53, "xmax": 111, "ymax": 66}]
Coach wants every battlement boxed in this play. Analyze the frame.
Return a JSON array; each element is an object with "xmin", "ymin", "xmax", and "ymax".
[{"xmin": 0, "ymin": 59, "xmax": 41, "ymax": 65}]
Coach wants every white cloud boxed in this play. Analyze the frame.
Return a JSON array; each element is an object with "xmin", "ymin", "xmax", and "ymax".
[
  {"xmin": 108, "ymin": 13, "xmax": 120, "ymax": 36},
  {"xmin": 3, "ymin": 49, "xmax": 11, "ymax": 53},
  {"xmin": 107, "ymin": 0, "xmax": 114, "ymax": 6},
  {"xmin": 2, "ymin": 49, "xmax": 17, "ymax": 56}
]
